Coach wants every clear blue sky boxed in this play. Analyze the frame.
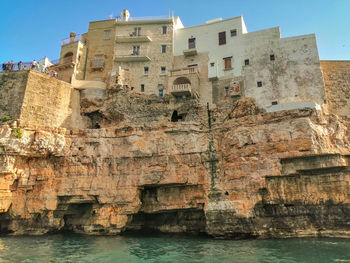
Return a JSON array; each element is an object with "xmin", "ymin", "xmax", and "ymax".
[{"xmin": 1, "ymin": 0, "xmax": 349, "ymax": 62}]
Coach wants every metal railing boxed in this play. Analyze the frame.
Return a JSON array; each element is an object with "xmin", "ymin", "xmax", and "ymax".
[
  {"xmin": 1, "ymin": 61, "xmax": 58, "ymax": 77},
  {"xmin": 90, "ymin": 60, "xmax": 105, "ymax": 68},
  {"xmin": 1, "ymin": 62, "xmax": 32, "ymax": 71},
  {"xmin": 116, "ymin": 15, "xmax": 172, "ymax": 22},
  {"xmin": 61, "ymin": 34, "xmax": 82, "ymax": 46},
  {"xmin": 60, "ymin": 56, "xmax": 74, "ymax": 64}
]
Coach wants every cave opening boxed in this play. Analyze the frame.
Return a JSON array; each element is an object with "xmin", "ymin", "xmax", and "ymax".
[
  {"xmin": 171, "ymin": 110, "xmax": 186, "ymax": 122},
  {"xmin": 124, "ymin": 186, "xmax": 207, "ymax": 236},
  {"xmin": 60, "ymin": 203, "xmax": 93, "ymax": 233},
  {"xmin": 85, "ymin": 111, "xmax": 103, "ymax": 129}
]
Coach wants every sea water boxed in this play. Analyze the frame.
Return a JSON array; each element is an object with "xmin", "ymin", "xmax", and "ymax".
[{"xmin": 0, "ymin": 234, "xmax": 349, "ymax": 263}]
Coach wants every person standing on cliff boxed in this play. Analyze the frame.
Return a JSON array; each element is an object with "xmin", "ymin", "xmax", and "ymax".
[
  {"xmin": 2, "ymin": 62, "xmax": 6, "ymax": 71},
  {"xmin": 18, "ymin": 61, "xmax": 23, "ymax": 71},
  {"xmin": 10, "ymin": 61, "xmax": 14, "ymax": 71}
]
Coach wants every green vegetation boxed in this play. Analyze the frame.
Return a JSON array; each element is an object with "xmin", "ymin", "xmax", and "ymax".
[
  {"xmin": 11, "ymin": 127, "xmax": 23, "ymax": 139},
  {"xmin": 1, "ymin": 116, "xmax": 11, "ymax": 122}
]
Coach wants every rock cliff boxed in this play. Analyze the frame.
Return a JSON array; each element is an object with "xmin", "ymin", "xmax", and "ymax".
[{"xmin": 0, "ymin": 71, "xmax": 349, "ymax": 238}]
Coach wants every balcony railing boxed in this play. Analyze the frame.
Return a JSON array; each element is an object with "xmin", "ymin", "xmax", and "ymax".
[
  {"xmin": 61, "ymin": 34, "xmax": 82, "ymax": 46},
  {"xmin": 171, "ymin": 83, "xmax": 192, "ymax": 96},
  {"xmin": 115, "ymin": 35, "xmax": 152, "ymax": 43},
  {"xmin": 60, "ymin": 56, "xmax": 74, "ymax": 65},
  {"xmin": 115, "ymin": 49, "xmax": 151, "ymax": 62},
  {"xmin": 90, "ymin": 60, "xmax": 105, "ymax": 69},
  {"xmin": 115, "ymin": 15, "xmax": 172, "ymax": 22},
  {"xmin": 170, "ymin": 67, "xmax": 199, "ymax": 77}
]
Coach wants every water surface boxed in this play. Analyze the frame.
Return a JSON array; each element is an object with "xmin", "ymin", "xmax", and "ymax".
[{"xmin": 0, "ymin": 234, "xmax": 349, "ymax": 263}]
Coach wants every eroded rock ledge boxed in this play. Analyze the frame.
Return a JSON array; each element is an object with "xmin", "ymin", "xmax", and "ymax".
[{"xmin": 0, "ymin": 90, "xmax": 349, "ymax": 239}]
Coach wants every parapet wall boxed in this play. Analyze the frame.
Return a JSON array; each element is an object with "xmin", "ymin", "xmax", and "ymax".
[
  {"xmin": 320, "ymin": 60, "xmax": 350, "ymax": 120},
  {"xmin": 0, "ymin": 71, "xmax": 85, "ymax": 129},
  {"xmin": 0, "ymin": 71, "xmax": 28, "ymax": 121}
]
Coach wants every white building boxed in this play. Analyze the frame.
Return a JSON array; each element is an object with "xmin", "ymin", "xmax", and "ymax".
[{"xmin": 173, "ymin": 16, "xmax": 325, "ymax": 110}]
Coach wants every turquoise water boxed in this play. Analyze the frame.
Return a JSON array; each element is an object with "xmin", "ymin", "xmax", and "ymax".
[{"xmin": 0, "ymin": 235, "xmax": 349, "ymax": 263}]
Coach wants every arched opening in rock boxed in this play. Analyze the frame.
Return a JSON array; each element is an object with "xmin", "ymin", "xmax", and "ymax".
[
  {"xmin": 124, "ymin": 185, "xmax": 206, "ymax": 236},
  {"xmin": 60, "ymin": 203, "xmax": 93, "ymax": 233}
]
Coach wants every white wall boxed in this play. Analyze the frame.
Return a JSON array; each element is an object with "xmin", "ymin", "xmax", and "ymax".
[
  {"xmin": 174, "ymin": 17, "xmax": 280, "ymax": 79},
  {"xmin": 242, "ymin": 34, "xmax": 325, "ymax": 109}
]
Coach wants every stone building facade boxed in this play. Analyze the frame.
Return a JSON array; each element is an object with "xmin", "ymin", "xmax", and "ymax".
[{"xmin": 51, "ymin": 9, "xmax": 326, "ymax": 111}]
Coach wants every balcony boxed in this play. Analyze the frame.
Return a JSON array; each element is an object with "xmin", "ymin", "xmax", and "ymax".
[
  {"xmin": 50, "ymin": 55, "xmax": 75, "ymax": 70},
  {"xmin": 116, "ymin": 35, "xmax": 152, "ymax": 43},
  {"xmin": 171, "ymin": 83, "xmax": 192, "ymax": 96},
  {"xmin": 90, "ymin": 60, "xmax": 105, "ymax": 70},
  {"xmin": 183, "ymin": 48, "xmax": 197, "ymax": 57},
  {"xmin": 170, "ymin": 67, "xmax": 199, "ymax": 77},
  {"xmin": 115, "ymin": 51, "xmax": 151, "ymax": 62},
  {"xmin": 61, "ymin": 34, "xmax": 82, "ymax": 46}
]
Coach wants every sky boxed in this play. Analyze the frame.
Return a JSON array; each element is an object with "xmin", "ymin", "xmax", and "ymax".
[{"xmin": 0, "ymin": 0, "xmax": 349, "ymax": 62}]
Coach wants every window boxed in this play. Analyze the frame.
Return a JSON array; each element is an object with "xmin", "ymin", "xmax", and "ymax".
[
  {"xmin": 244, "ymin": 59, "xmax": 250, "ymax": 66},
  {"xmin": 224, "ymin": 87, "xmax": 229, "ymax": 96},
  {"xmin": 257, "ymin": 81, "xmax": 263, "ymax": 87},
  {"xmin": 188, "ymin": 38, "xmax": 196, "ymax": 49},
  {"xmin": 272, "ymin": 101, "xmax": 278, "ymax": 105},
  {"xmin": 132, "ymin": 46, "xmax": 140, "ymax": 55},
  {"xmin": 141, "ymin": 84, "xmax": 145, "ymax": 92},
  {"xmin": 270, "ymin": 54, "xmax": 275, "ymax": 61},
  {"xmin": 161, "ymin": 45, "xmax": 167, "ymax": 53},
  {"xmin": 162, "ymin": 26, "xmax": 167, "ymax": 34},
  {"xmin": 134, "ymin": 27, "xmax": 141, "ymax": 36},
  {"xmin": 223, "ymin": 57, "xmax": 232, "ymax": 70},
  {"xmin": 161, "ymin": 66, "xmax": 166, "ymax": 74},
  {"xmin": 218, "ymin": 31, "xmax": 226, "ymax": 45},
  {"xmin": 230, "ymin": 29, "xmax": 237, "ymax": 37},
  {"xmin": 104, "ymin": 30, "xmax": 110, "ymax": 40},
  {"xmin": 144, "ymin": 66, "xmax": 149, "ymax": 74},
  {"xmin": 158, "ymin": 89, "xmax": 164, "ymax": 99},
  {"xmin": 210, "ymin": 62, "xmax": 215, "ymax": 67}
]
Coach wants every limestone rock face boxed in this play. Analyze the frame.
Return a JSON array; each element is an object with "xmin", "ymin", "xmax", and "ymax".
[{"xmin": 0, "ymin": 92, "xmax": 349, "ymax": 238}]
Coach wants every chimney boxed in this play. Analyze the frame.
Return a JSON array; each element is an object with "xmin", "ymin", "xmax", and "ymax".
[{"xmin": 121, "ymin": 9, "xmax": 130, "ymax": 21}]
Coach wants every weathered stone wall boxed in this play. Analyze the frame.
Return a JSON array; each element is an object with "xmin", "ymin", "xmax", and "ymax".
[
  {"xmin": 113, "ymin": 20, "xmax": 174, "ymax": 95},
  {"xmin": 0, "ymin": 71, "xmax": 85, "ymax": 129},
  {"xmin": 84, "ymin": 19, "xmax": 116, "ymax": 82},
  {"xmin": 0, "ymin": 71, "xmax": 28, "ymax": 121},
  {"xmin": 320, "ymin": 60, "xmax": 350, "ymax": 121},
  {"xmin": 243, "ymin": 34, "xmax": 325, "ymax": 110}
]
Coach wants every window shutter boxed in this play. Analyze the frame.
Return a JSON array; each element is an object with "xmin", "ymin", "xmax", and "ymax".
[{"xmin": 219, "ymin": 32, "xmax": 226, "ymax": 45}]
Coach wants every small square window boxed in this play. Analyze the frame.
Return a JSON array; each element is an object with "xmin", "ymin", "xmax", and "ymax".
[
  {"xmin": 270, "ymin": 54, "xmax": 275, "ymax": 61},
  {"xmin": 144, "ymin": 66, "xmax": 149, "ymax": 74},
  {"xmin": 230, "ymin": 29, "xmax": 237, "ymax": 37},
  {"xmin": 272, "ymin": 101, "xmax": 278, "ymax": 105},
  {"xmin": 257, "ymin": 81, "xmax": 263, "ymax": 87},
  {"xmin": 161, "ymin": 45, "xmax": 166, "ymax": 53},
  {"xmin": 141, "ymin": 84, "xmax": 145, "ymax": 92},
  {"xmin": 224, "ymin": 87, "xmax": 229, "ymax": 96},
  {"xmin": 210, "ymin": 62, "xmax": 215, "ymax": 67},
  {"xmin": 244, "ymin": 59, "xmax": 249, "ymax": 66},
  {"xmin": 162, "ymin": 26, "xmax": 167, "ymax": 34},
  {"xmin": 161, "ymin": 66, "xmax": 166, "ymax": 74},
  {"xmin": 104, "ymin": 30, "xmax": 110, "ymax": 40}
]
